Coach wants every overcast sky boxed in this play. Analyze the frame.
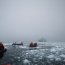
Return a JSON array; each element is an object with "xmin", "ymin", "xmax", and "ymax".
[{"xmin": 0, "ymin": 0, "xmax": 65, "ymax": 42}]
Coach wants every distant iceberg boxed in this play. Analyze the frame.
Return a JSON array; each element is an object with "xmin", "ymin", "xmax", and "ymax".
[{"xmin": 38, "ymin": 37, "xmax": 47, "ymax": 42}]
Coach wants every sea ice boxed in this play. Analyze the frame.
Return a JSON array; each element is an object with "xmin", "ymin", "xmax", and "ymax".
[
  {"xmin": 47, "ymin": 55, "xmax": 55, "ymax": 59},
  {"xmin": 60, "ymin": 54, "xmax": 65, "ymax": 58},
  {"xmin": 23, "ymin": 59, "xmax": 30, "ymax": 64}
]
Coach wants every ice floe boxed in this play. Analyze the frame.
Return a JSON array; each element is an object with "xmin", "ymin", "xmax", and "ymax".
[
  {"xmin": 60, "ymin": 54, "xmax": 65, "ymax": 58},
  {"xmin": 47, "ymin": 55, "xmax": 55, "ymax": 59},
  {"xmin": 23, "ymin": 59, "xmax": 30, "ymax": 64}
]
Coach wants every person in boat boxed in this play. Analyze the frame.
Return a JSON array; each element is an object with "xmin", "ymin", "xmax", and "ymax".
[
  {"xmin": 0, "ymin": 42, "xmax": 7, "ymax": 58},
  {"xmin": 20, "ymin": 42, "xmax": 23, "ymax": 46},
  {"xmin": 29, "ymin": 42, "xmax": 34, "ymax": 47},
  {"xmin": 12, "ymin": 42, "xmax": 16, "ymax": 45},
  {"xmin": 34, "ymin": 43, "xmax": 37, "ymax": 47}
]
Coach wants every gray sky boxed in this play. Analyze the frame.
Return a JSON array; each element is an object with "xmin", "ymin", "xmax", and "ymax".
[{"xmin": 0, "ymin": 0, "xmax": 65, "ymax": 42}]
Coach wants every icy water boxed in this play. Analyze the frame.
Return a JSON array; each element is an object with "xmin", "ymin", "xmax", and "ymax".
[{"xmin": 0, "ymin": 42, "xmax": 65, "ymax": 65}]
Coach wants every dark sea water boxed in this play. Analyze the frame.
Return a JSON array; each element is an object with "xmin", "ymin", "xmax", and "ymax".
[{"xmin": 0, "ymin": 42, "xmax": 65, "ymax": 65}]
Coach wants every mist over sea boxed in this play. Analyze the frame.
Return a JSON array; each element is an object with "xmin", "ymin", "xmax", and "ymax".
[{"xmin": 0, "ymin": 0, "xmax": 65, "ymax": 65}]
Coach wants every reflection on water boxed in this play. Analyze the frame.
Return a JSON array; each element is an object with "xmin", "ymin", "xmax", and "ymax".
[
  {"xmin": 0, "ymin": 53, "xmax": 4, "ymax": 59},
  {"xmin": 0, "ymin": 49, "xmax": 7, "ymax": 59},
  {"xmin": 0, "ymin": 43, "xmax": 65, "ymax": 65}
]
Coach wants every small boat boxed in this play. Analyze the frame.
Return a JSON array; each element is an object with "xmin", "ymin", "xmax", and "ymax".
[
  {"xmin": 29, "ymin": 42, "xmax": 37, "ymax": 47},
  {"xmin": 12, "ymin": 42, "xmax": 23, "ymax": 46}
]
